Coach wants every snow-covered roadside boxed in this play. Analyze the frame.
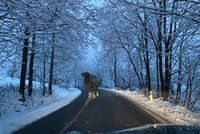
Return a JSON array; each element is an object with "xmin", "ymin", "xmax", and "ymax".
[
  {"xmin": 0, "ymin": 77, "xmax": 77, "ymax": 118},
  {"xmin": 103, "ymin": 88, "xmax": 200, "ymax": 125},
  {"xmin": 0, "ymin": 88, "xmax": 81, "ymax": 134}
]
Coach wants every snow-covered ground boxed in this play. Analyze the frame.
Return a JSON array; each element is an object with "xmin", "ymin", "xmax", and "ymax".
[
  {"xmin": 0, "ymin": 77, "xmax": 81, "ymax": 134},
  {"xmin": 104, "ymin": 88, "xmax": 200, "ymax": 125}
]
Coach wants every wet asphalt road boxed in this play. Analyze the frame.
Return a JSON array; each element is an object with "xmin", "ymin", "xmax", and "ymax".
[{"xmin": 14, "ymin": 89, "xmax": 166, "ymax": 134}]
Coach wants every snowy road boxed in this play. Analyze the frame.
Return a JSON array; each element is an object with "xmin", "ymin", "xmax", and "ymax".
[{"xmin": 14, "ymin": 89, "xmax": 169, "ymax": 134}]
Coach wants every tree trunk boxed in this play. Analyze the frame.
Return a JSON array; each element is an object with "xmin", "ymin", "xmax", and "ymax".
[
  {"xmin": 143, "ymin": 5, "xmax": 151, "ymax": 94},
  {"xmin": 175, "ymin": 46, "xmax": 182, "ymax": 104},
  {"xmin": 163, "ymin": 42, "xmax": 170, "ymax": 101},
  {"xmin": 138, "ymin": 49, "xmax": 145, "ymax": 89},
  {"xmin": 114, "ymin": 52, "xmax": 117, "ymax": 88},
  {"xmin": 157, "ymin": 0, "xmax": 164, "ymax": 97},
  {"xmin": 28, "ymin": 34, "xmax": 36, "ymax": 96},
  {"xmin": 43, "ymin": 42, "xmax": 46, "ymax": 96},
  {"xmin": 184, "ymin": 60, "xmax": 195, "ymax": 108},
  {"xmin": 48, "ymin": 33, "xmax": 55, "ymax": 95},
  {"xmin": 19, "ymin": 27, "xmax": 30, "ymax": 101},
  {"xmin": 163, "ymin": 0, "xmax": 172, "ymax": 101},
  {"xmin": 183, "ymin": 71, "xmax": 191, "ymax": 108},
  {"xmin": 158, "ymin": 43, "xmax": 164, "ymax": 97},
  {"xmin": 163, "ymin": 7, "xmax": 175, "ymax": 101},
  {"xmin": 128, "ymin": 59, "xmax": 131, "ymax": 89},
  {"xmin": 156, "ymin": 54, "xmax": 160, "ymax": 97}
]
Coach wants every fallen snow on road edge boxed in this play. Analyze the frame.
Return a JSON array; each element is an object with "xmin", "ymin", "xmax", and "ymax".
[
  {"xmin": 0, "ymin": 88, "xmax": 81, "ymax": 134},
  {"xmin": 103, "ymin": 88, "xmax": 200, "ymax": 125}
]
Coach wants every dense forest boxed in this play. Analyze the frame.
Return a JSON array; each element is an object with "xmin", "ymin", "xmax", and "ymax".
[
  {"xmin": 94, "ymin": 0, "xmax": 200, "ymax": 111},
  {"xmin": 0, "ymin": 0, "xmax": 200, "ymax": 111}
]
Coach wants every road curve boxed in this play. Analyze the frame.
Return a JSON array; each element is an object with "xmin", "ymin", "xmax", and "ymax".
[{"xmin": 14, "ymin": 89, "xmax": 166, "ymax": 134}]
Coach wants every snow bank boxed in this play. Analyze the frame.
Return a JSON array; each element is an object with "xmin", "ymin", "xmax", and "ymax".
[
  {"xmin": 104, "ymin": 89, "xmax": 200, "ymax": 125},
  {"xmin": 0, "ymin": 76, "xmax": 77, "ymax": 118},
  {"xmin": 0, "ymin": 88, "xmax": 81, "ymax": 134},
  {"xmin": 0, "ymin": 77, "xmax": 81, "ymax": 134}
]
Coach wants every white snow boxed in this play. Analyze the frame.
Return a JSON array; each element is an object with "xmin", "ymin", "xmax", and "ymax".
[
  {"xmin": 104, "ymin": 88, "xmax": 200, "ymax": 125},
  {"xmin": 0, "ymin": 76, "xmax": 76, "ymax": 118},
  {"xmin": 0, "ymin": 77, "xmax": 81, "ymax": 134}
]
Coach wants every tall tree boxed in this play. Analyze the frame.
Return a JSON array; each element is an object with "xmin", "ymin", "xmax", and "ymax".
[
  {"xmin": 48, "ymin": 33, "xmax": 55, "ymax": 95},
  {"xmin": 19, "ymin": 27, "xmax": 30, "ymax": 101},
  {"xmin": 28, "ymin": 33, "xmax": 36, "ymax": 96}
]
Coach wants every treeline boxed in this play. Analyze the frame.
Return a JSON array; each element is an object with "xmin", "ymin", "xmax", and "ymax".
[
  {"xmin": 0, "ymin": 0, "xmax": 93, "ymax": 101},
  {"xmin": 94, "ymin": 0, "xmax": 200, "ymax": 110}
]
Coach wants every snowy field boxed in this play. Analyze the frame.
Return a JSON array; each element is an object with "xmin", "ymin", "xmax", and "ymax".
[
  {"xmin": 0, "ymin": 77, "xmax": 81, "ymax": 134},
  {"xmin": 104, "ymin": 88, "xmax": 200, "ymax": 125}
]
